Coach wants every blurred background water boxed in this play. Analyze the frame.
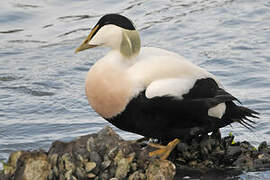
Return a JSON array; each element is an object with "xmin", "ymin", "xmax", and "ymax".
[{"xmin": 0, "ymin": 0, "xmax": 270, "ymax": 178}]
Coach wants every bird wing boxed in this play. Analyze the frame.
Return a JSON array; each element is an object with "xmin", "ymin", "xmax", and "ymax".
[
  {"xmin": 144, "ymin": 77, "xmax": 238, "ymax": 119},
  {"xmin": 145, "ymin": 77, "xmax": 228, "ymax": 100},
  {"xmin": 145, "ymin": 78, "xmax": 199, "ymax": 100}
]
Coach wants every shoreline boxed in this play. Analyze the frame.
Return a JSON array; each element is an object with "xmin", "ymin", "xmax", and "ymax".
[{"xmin": 1, "ymin": 126, "xmax": 270, "ymax": 180}]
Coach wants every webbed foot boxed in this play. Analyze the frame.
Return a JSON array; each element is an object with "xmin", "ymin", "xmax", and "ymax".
[{"xmin": 148, "ymin": 138, "xmax": 180, "ymax": 160}]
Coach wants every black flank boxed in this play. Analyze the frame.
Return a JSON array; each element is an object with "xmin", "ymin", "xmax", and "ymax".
[{"xmin": 107, "ymin": 78, "xmax": 259, "ymax": 142}]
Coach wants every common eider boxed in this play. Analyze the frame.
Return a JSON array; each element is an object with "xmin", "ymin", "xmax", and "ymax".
[{"xmin": 75, "ymin": 14, "xmax": 259, "ymax": 160}]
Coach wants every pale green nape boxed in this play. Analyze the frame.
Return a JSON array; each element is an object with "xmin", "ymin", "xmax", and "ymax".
[{"xmin": 120, "ymin": 30, "xmax": 141, "ymax": 58}]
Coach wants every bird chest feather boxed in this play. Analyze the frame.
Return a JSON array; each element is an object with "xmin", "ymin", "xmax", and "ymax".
[{"xmin": 85, "ymin": 62, "xmax": 133, "ymax": 118}]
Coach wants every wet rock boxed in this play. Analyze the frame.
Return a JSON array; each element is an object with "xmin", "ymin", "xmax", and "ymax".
[
  {"xmin": 200, "ymin": 137, "xmax": 216, "ymax": 156},
  {"xmin": 175, "ymin": 157, "xmax": 186, "ymax": 165},
  {"xmin": 226, "ymin": 146, "xmax": 242, "ymax": 163},
  {"xmin": 3, "ymin": 150, "xmax": 23, "ymax": 175},
  {"xmin": 2, "ymin": 126, "xmax": 270, "ymax": 180},
  {"xmin": 0, "ymin": 173, "xmax": 11, "ymax": 180},
  {"xmin": 89, "ymin": 151, "xmax": 102, "ymax": 168},
  {"xmin": 14, "ymin": 151, "xmax": 50, "ymax": 180},
  {"xmin": 87, "ymin": 172, "xmax": 96, "ymax": 178},
  {"xmin": 202, "ymin": 159, "xmax": 214, "ymax": 168},
  {"xmin": 85, "ymin": 162, "xmax": 96, "ymax": 172},
  {"xmin": 146, "ymin": 159, "xmax": 176, "ymax": 180},
  {"xmin": 188, "ymin": 160, "xmax": 197, "ymax": 167},
  {"xmin": 76, "ymin": 167, "xmax": 87, "ymax": 179},
  {"xmin": 233, "ymin": 155, "xmax": 254, "ymax": 170},
  {"xmin": 65, "ymin": 169, "xmax": 77, "ymax": 180},
  {"xmin": 177, "ymin": 142, "xmax": 189, "ymax": 152},
  {"xmin": 128, "ymin": 171, "xmax": 146, "ymax": 180},
  {"xmin": 258, "ymin": 141, "xmax": 269, "ymax": 153},
  {"xmin": 115, "ymin": 152, "xmax": 135, "ymax": 179},
  {"xmin": 101, "ymin": 160, "xmax": 111, "ymax": 170},
  {"xmin": 62, "ymin": 153, "xmax": 75, "ymax": 172},
  {"xmin": 99, "ymin": 169, "xmax": 110, "ymax": 180}
]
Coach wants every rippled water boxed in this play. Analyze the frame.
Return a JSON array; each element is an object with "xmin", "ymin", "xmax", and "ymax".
[{"xmin": 1, "ymin": 0, "xmax": 270, "ymax": 178}]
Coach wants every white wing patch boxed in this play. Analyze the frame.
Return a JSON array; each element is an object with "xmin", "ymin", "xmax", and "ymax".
[
  {"xmin": 145, "ymin": 77, "xmax": 227, "ymax": 119},
  {"xmin": 208, "ymin": 103, "xmax": 226, "ymax": 119},
  {"xmin": 145, "ymin": 78, "xmax": 196, "ymax": 99}
]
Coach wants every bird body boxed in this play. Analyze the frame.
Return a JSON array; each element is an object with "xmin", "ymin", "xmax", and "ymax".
[
  {"xmin": 76, "ymin": 14, "xmax": 258, "ymax": 142},
  {"xmin": 86, "ymin": 47, "xmax": 220, "ymax": 118}
]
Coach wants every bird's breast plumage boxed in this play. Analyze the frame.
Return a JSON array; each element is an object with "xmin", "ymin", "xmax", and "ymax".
[{"xmin": 85, "ymin": 60, "xmax": 134, "ymax": 118}]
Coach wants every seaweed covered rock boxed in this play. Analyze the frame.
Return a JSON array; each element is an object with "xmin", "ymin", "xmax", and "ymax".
[
  {"xmin": 2, "ymin": 150, "xmax": 50, "ymax": 180},
  {"xmin": 172, "ymin": 133, "xmax": 270, "ymax": 178},
  {"xmin": 1, "ymin": 126, "xmax": 270, "ymax": 180},
  {"xmin": 1, "ymin": 126, "xmax": 175, "ymax": 180}
]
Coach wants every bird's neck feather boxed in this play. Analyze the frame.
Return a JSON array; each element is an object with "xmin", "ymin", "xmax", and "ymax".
[{"xmin": 120, "ymin": 30, "xmax": 141, "ymax": 58}]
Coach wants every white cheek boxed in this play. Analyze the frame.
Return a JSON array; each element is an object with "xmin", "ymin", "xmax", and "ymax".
[
  {"xmin": 89, "ymin": 29, "xmax": 104, "ymax": 45},
  {"xmin": 89, "ymin": 25, "xmax": 123, "ymax": 48}
]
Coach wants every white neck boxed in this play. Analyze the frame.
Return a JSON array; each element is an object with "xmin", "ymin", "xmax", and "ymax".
[{"xmin": 99, "ymin": 49, "xmax": 137, "ymax": 69}]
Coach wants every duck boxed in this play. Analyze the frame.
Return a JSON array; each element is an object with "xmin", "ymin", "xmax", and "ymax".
[{"xmin": 75, "ymin": 14, "xmax": 259, "ymax": 160}]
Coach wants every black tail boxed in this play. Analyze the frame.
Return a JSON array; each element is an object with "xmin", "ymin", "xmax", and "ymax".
[{"xmin": 227, "ymin": 102, "xmax": 259, "ymax": 130}]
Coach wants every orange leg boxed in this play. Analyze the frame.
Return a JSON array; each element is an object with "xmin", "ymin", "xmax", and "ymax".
[{"xmin": 148, "ymin": 138, "xmax": 180, "ymax": 160}]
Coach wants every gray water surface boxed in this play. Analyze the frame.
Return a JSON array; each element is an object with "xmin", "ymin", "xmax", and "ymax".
[{"xmin": 1, "ymin": 0, "xmax": 270, "ymax": 178}]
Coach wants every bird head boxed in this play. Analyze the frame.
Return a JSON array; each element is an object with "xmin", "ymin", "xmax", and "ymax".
[{"xmin": 75, "ymin": 14, "xmax": 141, "ymax": 58}]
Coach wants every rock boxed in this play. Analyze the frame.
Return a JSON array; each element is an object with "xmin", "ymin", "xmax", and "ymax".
[
  {"xmin": 128, "ymin": 171, "xmax": 146, "ymax": 180},
  {"xmin": 2, "ymin": 126, "xmax": 270, "ymax": 180},
  {"xmin": 188, "ymin": 160, "xmax": 197, "ymax": 167},
  {"xmin": 177, "ymin": 142, "xmax": 189, "ymax": 152},
  {"xmin": 3, "ymin": 150, "xmax": 23, "ymax": 175},
  {"xmin": 85, "ymin": 162, "xmax": 97, "ymax": 172},
  {"xmin": 62, "ymin": 153, "xmax": 75, "ymax": 172},
  {"xmin": 115, "ymin": 153, "xmax": 135, "ymax": 179},
  {"xmin": 89, "ymin": 151, "xmax": 102, "ymax": 168},
  {"xmin": 258, "ymin": 141, "xmax": 268, "ymax": 153},
  {"xmin": 76, "ymin": 167, "xmax": 86, "ymax": 179},
  {"xmin": 233, "ymin": 155, "xmax": 254, "ymax": 170},
  {"xmin": 100, "ymin": 169, "xmax": 110, "ymax": 180},
  {"xmin": 226, "ymin": 146, "xmax": 242, "ymax": 162},
  {"xmin": 202, "ymin": 159, "xmax": 214, "ymax": 168},
  {"xmin": 257, "ymin": 153, "xmax": 270, "ymax": 163},
  {"xmin": 86, "ymin": 137, "xmax": 97, "ymax": 152},
  {"xmin": 48, "ymin": 153, "xmax": 58, "ymax": 167},
  {"xmin": 13, "ymin": 151, "xmax": 50, "ymax": 180},
  {"xmin": 131, "ymin": 162, "xmax": 138, "ymax": 171},
  {"xmin": 101, "ymin": 160, "xmax": 111, "ymax": 170},
  {"xmin": 0, "ymin": 173, "xmax": 10, "ymax": 180},
  {"xmin": 65, "ymin": 169, "xmax": 77, "ymax": 180},
  {"xmin": 146, "ymin": 159, "xmax": 176, "ymax": 180},
  {"xmin": 87, "ymin": 172, "xmax": 96, "ymax": 178}
]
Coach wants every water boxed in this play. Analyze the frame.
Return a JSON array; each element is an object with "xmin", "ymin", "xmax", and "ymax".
[{"xmin": 0, "ymin": 0, "xmax": 270, "ymax": 178}]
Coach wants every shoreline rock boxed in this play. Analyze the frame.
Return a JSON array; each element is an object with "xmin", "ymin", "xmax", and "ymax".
[{"xmin": 1, "ymin": 126, "xmax": 270, "ymax": 180}]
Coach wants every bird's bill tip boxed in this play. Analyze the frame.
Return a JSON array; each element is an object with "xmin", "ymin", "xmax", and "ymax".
[
  {"xmin": 75, "ymin": 43, "xmax": 97, "ymax": 53},
  {"xmin": 75, "ymin": 24, "xmax": 99, "ymax": 54}
]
